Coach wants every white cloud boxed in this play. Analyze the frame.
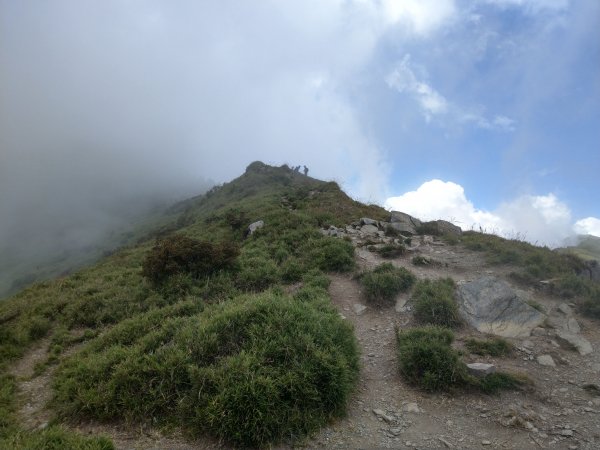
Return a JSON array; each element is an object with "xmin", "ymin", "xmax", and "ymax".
[
  {"xmin": 379, "ymin": 0, "xmax": 457, "ymax": 35},
  {"xmin": 574, "ymin": 218, "xmax": 600, "ymax": 237},
  {"xmin": 386, "ymin": 55, "xmax": 515, "ymax": 130},
  {"xmin": 385, "ymin": 55, "xmax": 448, "ymax": 121},
  {"xmin": 384, "ymin": 180, "xmax": 596, "ymax": 246},
  {"xmin": 484, "ymin": 0, "xmax": 570, "ymax": 13}
]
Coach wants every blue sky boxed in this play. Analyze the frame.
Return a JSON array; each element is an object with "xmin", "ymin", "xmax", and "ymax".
[{"xmin": 1, "ymin": 0, "xmax": 599, "ymax": 246}]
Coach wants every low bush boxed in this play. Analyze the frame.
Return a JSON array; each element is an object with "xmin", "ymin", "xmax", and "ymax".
[
  {"xmin": 310, "ymin": 238, "xmax": 355, "ymax": 272},
  {"xmin": 396, "ymin": 326, "xmax": 468, "ymax": 391},
  {"xmin": 464, "ymin": 337, "xmax": 512, "ymax": 357},
  {"xmin": 141, "ymin": 235, "xmax": 239, "ymax": 286},
  {"xmin": 359, "ymin": 263, "xmax": 416, "ymax": 306},
  {"xmin": 582, "ymin": 286, "xmax": 600, "ymax": 319},
  {"xmin": 476, "ymin": 372, "xmax": 531, "ymax": 394},
  {"xmin": 396, "ymin": 327, "xmax": 527, "ymax": 394},
  {"xmin": 412, "ymin": 278, "xmax": 461, "ymax": 327},
  {"xmin": 0, "ymin": 426, "xmax": 114, "ymax": 450},
  {"xmin": 376, "ymin": 244, "xmax": 406, "ymax": 259},
  {"xmin": 53, "ymin": 291, "xmax": 359, "ymax": 447},
  {"xmin": 411, "ymin": 255, "xmax": 441, "ymax": 267}
]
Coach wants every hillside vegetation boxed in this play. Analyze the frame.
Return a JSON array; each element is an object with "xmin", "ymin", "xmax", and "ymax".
[{"xmin": 0, "ymin": 162, "xmax": 386, "ymax": 448}]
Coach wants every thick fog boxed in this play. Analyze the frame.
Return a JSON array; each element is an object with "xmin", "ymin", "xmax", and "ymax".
[{"xmin": 0, "ymin": 1, "xmax": 391, "ymax": 295}]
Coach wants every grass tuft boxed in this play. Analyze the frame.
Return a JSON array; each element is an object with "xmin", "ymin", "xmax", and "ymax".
[
  {"xmin": 53, "ymin": 291, "xmax": 359, "ymax": 447},
  {"xmin": 412, "ymin": 278, "xmax": 461, "ymax": 327},
  {"xmin": 358, "ymin": 263, "xmax": 416, "ymax": 306},
  {"xmin": 464, "ymin": 337, "xmax": 513, "ymax": 357}
]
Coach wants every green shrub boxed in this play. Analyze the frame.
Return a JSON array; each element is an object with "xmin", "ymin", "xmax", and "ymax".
[
  {"xmin": 237, "ymin": 255, "xmax": 279, "ymax": 291},
  {"xmin": 53, "ymin": 291, "xmax": 359, "ymax": 447},
  {"xmin": 359, "ymin": 263, "xmax": 416, "ymax": 306},
  {"xmin": 311, "ymin": 238, "xmax": 355, "ymax": 272},
  {"xmin": 141, "ymin": 235, "xmax": 239, "ymax": 286},
  {"xmin": 396, "ymin": 326, "xmax": 468, "ymax": 391},
  {"xmin": 413, "ymin": 278, "xmax": 461, "ymax": 327},
  {"xmin": 476, "ymin": 372, "xmax": 531, "ymax": 394},
  {"xmin": 465, "ymin": 337, "xmax": 512, "ymax": 357},
  {"xmin": 0, "ymin": 426, "xmax": 114, "ymax": 450},
  {"xmin": 26, "ymin": 316, "xmax": 52, "ymax": 340},
  {"xmin": 582, "ymin": 287, "xmax": 600, "ymax": 319},
  {"xmin": 376, "ymin": 244, "xmax": 406, "ymax": 258}
]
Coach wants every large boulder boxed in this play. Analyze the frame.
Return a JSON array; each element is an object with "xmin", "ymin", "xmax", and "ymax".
[
  {"xmin": 246, "ymin": 220, "xmax": 264, "ymax": 237},
  {"xmin": 390, "ymin": 211, "xmax": 422, "ymax": 235},
  {"xmin": 420, "ymin": 220, "xmax": 462, "ymax": 237},
  {"xmin": 457, "ymin": 277, "xmax": 546, "ymax": 338}
]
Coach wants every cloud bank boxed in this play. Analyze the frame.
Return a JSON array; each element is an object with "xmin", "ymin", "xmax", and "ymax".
[{"xmin": 385, "ymin": 180, "xmax": 598, "ymax": 247}]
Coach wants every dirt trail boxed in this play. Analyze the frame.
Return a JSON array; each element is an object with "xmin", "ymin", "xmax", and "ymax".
[{"xmin": 307, "ymin": 243, "xmax": 600, "ymax": 449}]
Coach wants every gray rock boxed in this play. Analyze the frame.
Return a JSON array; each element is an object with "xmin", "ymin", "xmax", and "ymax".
[
  {"xmin": 353, "ymin": 303, "xmax": 367, "ymax": 315},
  {"xmin": 560, "ymin": 429, "xmax": 574, "ymax": 437},
  {"xmin": 558, "ymin": 303, "xmax": 573, "ymax": 316},
  {"xmin": 395, "ymin": 296, "xmax": 408, "ymax": 312},
  {"xmin": 457, "ymin": 277, "xmax": 546, "ymax": 337},
  {"xmin": 373, "ymin": 409, "xmax": 393, "ymax": 423},
  {"xmin": 566, "ymin": 317, "xmax": 581, "ymax": 334},
  {"xmin": 246, "ymin": 220, "xmax": 264, "ymax": 236},
  {"xmin": 360, "ymin": 217, "xmax": 379, "ymax": 226},
  {"xmin": 467, "ymin": 363, "xmax": 496, "ymax": 377},
  {"xmin": 422, "ymin": 220, "xmax": 462, "ymax": 237},
  {"xmin": 556, "ymin": 331, "xmax": 593, "ymax": 355},
  {"xmin": 360, "ymin": 224, "xmax": 380, "ymax": 235},
  {"xmin": 537, "ymin": 354, "xmax": 556, "ymax": 367},
  {"xmin": 402, "ymin": 402, "xmax": 421, "ymax": 413},
  {"xmin": 390, "ymin": 211, "xmax": 421, "ymax": 235}
]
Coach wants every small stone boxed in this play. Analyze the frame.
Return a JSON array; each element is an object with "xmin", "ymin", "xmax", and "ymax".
[
  {"xmin": 560, "ymin": 429, "xmax": 574, "ymax": 437},
  {"xmin": 482, "ymin": 440, "xmax": 492, "ymax": 445},
  {"xmin": 467, "ymin": 363, "xmax": 496, "ymax": 377},
  {"xmin": 402, "ymin": 402, "xmax": 422, "ymax": 413},
  {"xmin": 438, "ymin": 437, "xmax": 453, "ymax": 448},
  {"xmin": 532, "ymin": 327, "xmax": 546, "ymax": 336},
  {"xmin": 353, "ymin": 303, "xmax": 367, "ymax": 315},
  {"xmin": 522, "ymin": 340, "xmax": 534, "ymax": 349},
  {"xmin": 372, "ymin": 408, "xmax": 393, "ymax": 423},
  {"xmin": 592, "ymin": 363, "xmax": 600, "ymax": 373},
  {"xmin": 390, "ymin": 428, "xmax": 402, "ymax": 436},
  {"xmin": 37, "ymin": 422, "xmax": 49, "ymax": 430},
  {"xmin": 537, "ymin": 354, "xmax": 556, "ymax": 367}
]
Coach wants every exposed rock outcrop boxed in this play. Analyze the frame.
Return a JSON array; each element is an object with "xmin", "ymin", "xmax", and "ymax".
[{"xmin": 457, "ymin": 276, "xmax": 546, "ymax": 337}]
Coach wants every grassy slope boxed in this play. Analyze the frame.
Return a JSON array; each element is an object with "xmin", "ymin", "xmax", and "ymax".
[{"xmin": 0, "ymin": 162, "xmax": 387, "ymax": 447}]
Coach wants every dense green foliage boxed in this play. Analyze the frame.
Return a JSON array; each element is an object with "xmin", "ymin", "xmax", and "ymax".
[
  {"xmin": 53, "ymin": 290, "xmax": 359, "ymax": 447},
  {"xmin": 358, "ymin": 263, "xmax": 416, "ymax": 306},
  {"xmin": 141, "ymin": 235, "xmax": 239, "ymax": 286},
  {"xmin": 412, "ymin": 278, "xmax": 461, "ymax": 327},
  {"xmin": 396, "ymin": 327, "xmax": 527, "ymax": 394},
  {"xmin": 0, "ymin": 163, "xmax": 388, "ymax": 448},
  {"xmin": 396, "ymin": 327, "xmax": 468, "ymax": 391},
  {"xmin": 465, "ymin": 337, "xmax": 513, "ymax": 357}
]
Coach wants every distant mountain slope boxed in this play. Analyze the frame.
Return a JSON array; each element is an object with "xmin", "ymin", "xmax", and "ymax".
[{"xmin": 559, "ymin": 234, "xmax": 600, "ymax": 261}]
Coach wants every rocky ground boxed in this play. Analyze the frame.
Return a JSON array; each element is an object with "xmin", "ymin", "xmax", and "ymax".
[{"xmin": 9, "ymin": 222, "xmax": 600, "ymax": 449}]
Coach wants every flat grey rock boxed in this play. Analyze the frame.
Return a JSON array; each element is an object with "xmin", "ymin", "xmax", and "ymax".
[
  {"xmin": 360, "ymin": 224, "xmax": 379, "ymax": 235},
  {"xmin": 457, "ymin": 277, "xmax": 546, "ymax": 337},
  {"xmin": 467, "ymin": 363, "xmax": 496, "ymax": 377},
  {"xmin": 537, "ymin": 354, "xmax": 556, "ymax": 367},
  {"xmin": 556, "ymin": 331, "xmax": 593, "ymax": 355},
  {"xmin": 353, "ymin": 303, "xmax": 367, "ymax": 315}
]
